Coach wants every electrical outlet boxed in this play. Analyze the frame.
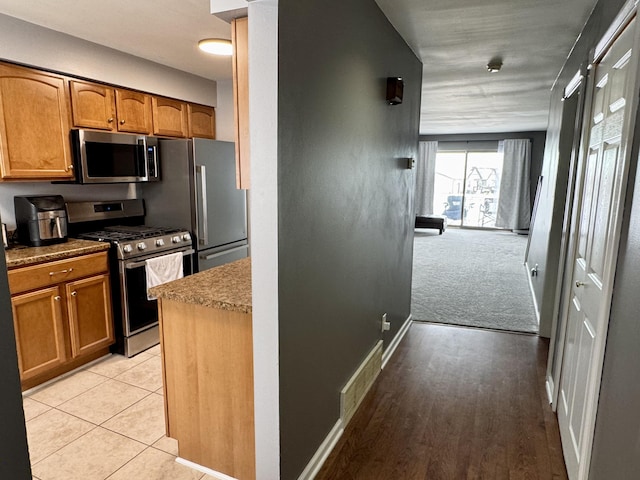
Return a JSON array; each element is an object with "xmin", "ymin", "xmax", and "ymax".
[{"xmin": 381, "ymin": 313, "xmax": 391, "ymax": 332}]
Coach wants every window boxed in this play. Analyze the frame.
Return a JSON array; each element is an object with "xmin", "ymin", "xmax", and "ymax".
[{"xmin": 434, "ymin": 148, "xmax": 504, "ymax": 228}]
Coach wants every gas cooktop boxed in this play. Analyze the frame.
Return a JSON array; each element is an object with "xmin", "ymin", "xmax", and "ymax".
[
  {"xmin": 79, "ymin": 225, "xmax": 192, "ymax": 260},
  {"xmin": 79, "ymin": 225, "xmax": 186, "ymax": 242}
]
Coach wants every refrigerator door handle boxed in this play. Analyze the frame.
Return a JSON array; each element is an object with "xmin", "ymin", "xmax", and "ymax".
[
  {"xmin": 200, "ymin": 245, "xmax": 248, "ymax": 261},
  {"xmin": 196, "ymin": 164, "xmax": 209, "ymax": 246}
]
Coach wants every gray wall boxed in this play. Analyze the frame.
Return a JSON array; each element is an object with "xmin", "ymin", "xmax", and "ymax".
[
  {"xmin": 278, "ymin": 0, "xmax": 422, "ymax": 477},
  {"xmin": 0, "ymin": 212, "xmax": 32, "ymax": 479}
]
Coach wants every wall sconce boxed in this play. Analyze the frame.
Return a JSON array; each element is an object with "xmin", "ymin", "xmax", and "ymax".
[
  {"xmin": 486, "ymin": 58, "xmax": 503, "ymax": 73},
  {"xmin": 386, "ymin": 77, "xmax": 404, "ymax": 105}
]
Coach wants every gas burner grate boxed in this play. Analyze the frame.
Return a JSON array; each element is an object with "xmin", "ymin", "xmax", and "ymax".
[{"xmin": 79, "ymin": 225, "xmax": 185, "ymax": 242}]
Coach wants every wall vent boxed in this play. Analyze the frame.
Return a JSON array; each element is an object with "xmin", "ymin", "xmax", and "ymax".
[{"xmin": 340, "ymin": 340, "xmax": 383, "ymax": 425}]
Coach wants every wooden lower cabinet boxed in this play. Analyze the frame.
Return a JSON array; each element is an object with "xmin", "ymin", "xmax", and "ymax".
[
  {"xmin": 12, "ymin": 286, "xmax": 67, "ymax": 381},
  {"xmin": 66, "ymin": 274, "xmax": 114, "ymax": 358},
  {"xmin": 9, "ymin": 252, "xmax": 114, "ymax": 390}
]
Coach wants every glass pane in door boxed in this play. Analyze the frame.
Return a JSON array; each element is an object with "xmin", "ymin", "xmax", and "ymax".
[
  {"xmin": 463, "ymin": 152, "xmax": 504, "ymax": 228},
  {"xmin": 434, "ymin": 152, "xmax": 466, "ymax": 226}
]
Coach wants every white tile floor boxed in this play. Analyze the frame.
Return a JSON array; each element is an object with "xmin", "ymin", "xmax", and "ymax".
[{"xmin": 24, "ymin": 345, "xmax": 217, "ymax": 480}]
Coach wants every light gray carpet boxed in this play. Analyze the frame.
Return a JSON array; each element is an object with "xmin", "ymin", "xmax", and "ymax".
[{"xmin": 411, "ymin": 228, "xmax": 538, "ymax": 334}]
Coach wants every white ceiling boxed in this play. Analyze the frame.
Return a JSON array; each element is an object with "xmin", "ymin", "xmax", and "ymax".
[
  {"xmin": 0, "ymin": 0, "xmax": 599, "ymax": 134},
  {"xmin": 376, "ymin": 0, "xmax": 598, "ymax": 134},
  {"xmin": 0, "ymin": 0, "xmax": 233, "ymax": 81}
]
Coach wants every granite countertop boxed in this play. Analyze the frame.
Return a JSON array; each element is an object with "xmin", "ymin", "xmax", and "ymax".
[
  {"xmin": 150, "ymin": 257, "xmax": 252, "ymax": 314},
  {"xmin": 5, "ymin": 239, "xmax": 110, "ymax": 269}
]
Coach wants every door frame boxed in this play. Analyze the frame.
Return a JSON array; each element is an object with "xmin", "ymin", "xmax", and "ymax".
[
  {"xmin": 553, "ymin": 3, "xmax": 640, "ymax": 477},
  {"xmin": 545, "ymin": 68, "xmax": 588, "ymax": 410}
]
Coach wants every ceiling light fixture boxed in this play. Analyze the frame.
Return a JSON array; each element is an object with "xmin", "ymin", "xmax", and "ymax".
[
  {"xmin": 198, "ymin": 38, "xmax": 233, "ymax": 56},
  {"xmin": 486, "ymin": 58, "xmax": 503, "ymax": 73}
]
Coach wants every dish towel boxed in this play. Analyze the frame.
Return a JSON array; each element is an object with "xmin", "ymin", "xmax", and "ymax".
[{"xmin": 146, "ymin": 252, "xmax": 184, "ymax": 300}]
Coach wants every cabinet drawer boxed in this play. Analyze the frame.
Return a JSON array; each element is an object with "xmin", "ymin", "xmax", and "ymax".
[{"xmin": 8, "ymin": 252, "xmax": 109, "ymax": 295}]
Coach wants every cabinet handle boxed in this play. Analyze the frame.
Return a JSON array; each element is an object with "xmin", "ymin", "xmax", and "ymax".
[
  {"xmin": 71, "ymin": 291, "xmax": 77, "ymax": 297},
  {"xmin": 108, "ymin": 117, "xmax": 114, "ymax": 123},
  {"xmin": 65, "ymin": 164, "xmax": 74, "ymax": 172},
  {"xmin": 53, "ymin": 295, "xmax": 61, "ymax": 301},
  {"xmin": 120, "ymin": 119, "xmax": 126, "ymax": 125},
  {"xmin": 49, "ymin": 268, "xmax": 73, "ymax": 276}
]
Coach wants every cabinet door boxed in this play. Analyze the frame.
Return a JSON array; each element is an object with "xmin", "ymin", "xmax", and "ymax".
[
  {"xmin": 232, "ymin": 17, "xmax": 250, "ymax": 189},
  {"xmin": 0, "ymin": 63, "xmax": 73, "ymax": 179},
  {"xmin": 152, "ymin": 96, "xmax": 188, "ymax": 137},
  {"xmin": 188, "ymin": 104, "xmax": 216, "ymax": 139},
  {"xmin": 12, "ymin": 286, "xmax": 67, "ymax": 381},
  {"xmin": 115, "ymin": 89, "xmax": 153, "ymax": 134},
  {"xmin": 66, "ymin": 274, "xmax": 114, "ymax": 358},
  {"xmin": 69, "ymin": 80, "xmax": 116, "ymax": 131}
]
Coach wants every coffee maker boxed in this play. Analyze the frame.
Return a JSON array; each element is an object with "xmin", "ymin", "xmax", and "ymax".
[{"xmin": 14, "ymin": 195, "xmax": 68, "ymax": 247}]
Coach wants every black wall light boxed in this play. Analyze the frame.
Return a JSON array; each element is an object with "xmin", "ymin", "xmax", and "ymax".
[{"xmin": 386, "ymin": 77, "xmax": 404, "ymax": 105}]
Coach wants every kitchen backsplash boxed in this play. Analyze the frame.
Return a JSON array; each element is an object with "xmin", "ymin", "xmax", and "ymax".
[{"xmin": 0, "ymin": 182, "xmax": 139, "ymax": 228}]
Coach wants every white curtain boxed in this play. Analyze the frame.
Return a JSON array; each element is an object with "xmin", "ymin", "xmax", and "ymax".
[
  {"xmin": 496, "ymin": 139, "xmax": 531, "ymax": 230},
  {"xmin": 415, "ymin": 141, "xmax": 438, "ymax": 216}
]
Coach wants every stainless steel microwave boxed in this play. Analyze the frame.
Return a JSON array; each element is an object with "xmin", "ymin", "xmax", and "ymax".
[{"xmin": 70, "ymin": 129, "xmax": 160, "ymax": 184}]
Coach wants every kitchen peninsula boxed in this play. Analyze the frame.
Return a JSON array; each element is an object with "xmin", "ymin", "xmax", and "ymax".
[{"xmin": 149, "ymin": 257, "xmax": 254, "ymax": 480}]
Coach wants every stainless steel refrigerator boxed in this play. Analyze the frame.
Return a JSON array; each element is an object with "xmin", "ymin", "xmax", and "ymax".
[{"xmin": 142, "ymin": 138, "xmax": 248, "ymax": 271}]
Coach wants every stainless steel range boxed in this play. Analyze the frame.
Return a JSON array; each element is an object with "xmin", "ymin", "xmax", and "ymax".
[{"xmin": 67, "ymin": 199, "xmax": 194, "ymax": 357}]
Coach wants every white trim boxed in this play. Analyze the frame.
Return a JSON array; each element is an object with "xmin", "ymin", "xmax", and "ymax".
[
  {"xmin": 175, "ymin": 457, "xmax": 238, "ymax": 480},
  {"xmin": 594, "ymin": 0, "xmax": 638, "ymax": 61},
  {"xmin": 248, "ymin": 2, "xmax": 281, "ymax": 479},
  {"xmin": 524, "ymin": 262, "xmax": 541, "ymax": 327},
  {"xmin": 564, "ymin": 70, "xmax": 584, "ymax": 99},
  {"xmin": 296, "ymin": 419, "xmax": 344, "ymax": 480},
  {"xmin": 382, "ymin": 314, "xmax": 413, "ymax": 369},
  {"xmin": 545, "ymin": 377, "xmax": 555, "ymax": 405}
]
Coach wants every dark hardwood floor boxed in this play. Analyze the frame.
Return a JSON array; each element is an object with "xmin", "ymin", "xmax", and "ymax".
[{"xmin": 315, "ymin": 322, "xmax": 568, "ymax": 480}]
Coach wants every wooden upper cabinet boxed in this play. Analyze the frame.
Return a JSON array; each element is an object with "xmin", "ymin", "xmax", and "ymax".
[
  {"xmin": 232, "ymin": 17, "xmax": 250, "ymax": 189},
  {"xmin": 0, "ymin": 63, "xmax": 74, "ymax": 180},
  {"xmin": 188, "ymin": 104, "xmax": 216, "ymax": 139},
  {"xmin": 152, "ymin": 96, "xmax": 188, "ymax": 137},
  {"xmin": 69, "ymin": 80, "xmax": 116, "ymax": 130},
  {"xmin": 115, "ymin": 89, "xmax": 152, "ymax": 134},
  {"xmin": 70, "ymin": 80, "xmax": 152, "ymax": 134}
]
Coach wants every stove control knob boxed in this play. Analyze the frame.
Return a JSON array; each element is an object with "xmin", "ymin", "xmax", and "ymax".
[
  {"xmin": 137, "ymin": 242, "xmax": 147, "ymax": 251},
  {"xmin": 182, "ymin": 233, "xmax": 191, "ymax": 241},
  {"xmin": 172, "ymin": 236, "xmax": 181, "ymax": 244},
  {"xmin": 156, "ymin": 239, "xmax": 165, "ymax": 247},
  {"xmin": 123, "ymin": 244, "xmax": 133, "ymax": 253}
]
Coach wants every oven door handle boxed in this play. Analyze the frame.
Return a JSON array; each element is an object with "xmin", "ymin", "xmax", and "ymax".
[{"xmin": 124, "ymin": 249, "xmax": 195, "ymax": 269}]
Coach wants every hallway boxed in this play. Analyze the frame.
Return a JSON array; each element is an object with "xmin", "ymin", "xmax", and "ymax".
[{"xmin": 316, "ymin": 323, "xmax": 567, "ymax": 479}]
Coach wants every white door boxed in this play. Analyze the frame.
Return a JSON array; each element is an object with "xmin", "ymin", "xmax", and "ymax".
[{"xmin": 557, "ymin": 14, "xmax": 638, "ymax": 480}]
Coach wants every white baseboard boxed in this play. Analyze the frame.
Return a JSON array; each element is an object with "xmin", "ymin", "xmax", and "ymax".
[
  {"xmin": 524, "ymin": 262, "xmax": 541, "ymax": 326},
  {"xmin": 546, "ymin": 377, "xmax": 554, "ymax": 406},
  {"xmin": 382, "ymin": 314, "xmax": 412, "ymax": 369},
  {"xmin": 297, "ymin": 418, "xmax": 344, "ymax": 480},
  {"xmin": 297, "ymin": 314, "xmax": 412, "ymax": 480},
  {"xmin": 175, "ymin": 457, "xmax": 238, "ymax": 480}
]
